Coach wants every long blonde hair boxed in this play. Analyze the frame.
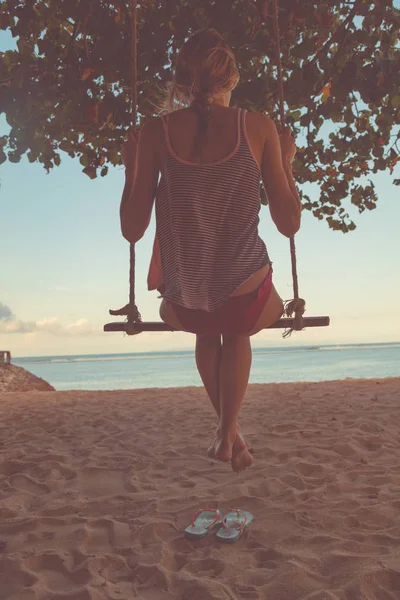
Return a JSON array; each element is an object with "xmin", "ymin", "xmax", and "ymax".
[{"xmin": 160, "ymin": 29, "xmax": 239, "ymax": 156}]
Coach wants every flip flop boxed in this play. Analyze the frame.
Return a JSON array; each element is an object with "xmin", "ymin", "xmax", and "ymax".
[
  {"xmin": 184, "ymin": 508, "xmax": 224, "ymax": 540},
  {"xmin": 216, "ymin": 509, "xmax": 254, "ymax": 543}
]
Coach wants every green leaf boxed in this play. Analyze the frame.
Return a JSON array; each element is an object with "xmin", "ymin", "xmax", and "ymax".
[
  {"xmin": 391, "ymin": 95, "xmax": 400, "ymax": 109},
  {"xmin": 289, "ymin": 109, "xmax": 302, "ymax": 121},
  {"xmin": 8, "ymin": 151, "xmax": 20, "ymax": 163},
  {"xmin": 83, "ymin": 166, "xmax": 97, "ymax": 179}
]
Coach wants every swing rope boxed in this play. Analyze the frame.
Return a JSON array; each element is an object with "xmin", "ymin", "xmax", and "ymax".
[
  {"xmin": 110, "ymin": 0, "xmax": 141, "ymax": 326},
  {"xmin": 127, "ymin": 0, "xmax": 141, "ymax": 325},
  {"xmin": 112, "ymin": 0, "xmax": 305, "ymax": 335},
  {"xmin": 271, "ymin": 0, "xmax": 305, "ymax": 335}
]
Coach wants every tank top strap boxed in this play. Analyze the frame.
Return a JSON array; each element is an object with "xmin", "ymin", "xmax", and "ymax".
[
  {"xmin": 159, "ymin": 114, "xmax": 170, "ymax": 154},
  {"xmin": 238, "ymin": 108, "xmax": 248, "ymax": 149}
]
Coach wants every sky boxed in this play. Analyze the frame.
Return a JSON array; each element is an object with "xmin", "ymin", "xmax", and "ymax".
[{"xmin": 1, "ymin": 31, "xmax": 399, "ymax": 358}]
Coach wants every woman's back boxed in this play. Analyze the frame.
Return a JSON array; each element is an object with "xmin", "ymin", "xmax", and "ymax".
[
  {"xmin": 159, "ymin": 104, "xmax": 264, "ymax": 168},
  {"xmin": 121, "ymin": 27, "xmax": 300, "ymax": 311},
  {"xmin": 155, "ymin": 106, "xmax": 270, "ymax": 312}
]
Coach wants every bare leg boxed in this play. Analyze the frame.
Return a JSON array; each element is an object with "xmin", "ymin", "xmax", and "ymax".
[
  {"xmin": 195, "ymin": 333, "xmax": 253, "ymax": 471},
  {"xmin": 162, "ymin": 303, "xmax": 253, "ymax": 471},
  {"xmin": 195, "ymin": 334, "xmax": 223, "ymax": 456},
  {"xmin": 195, "ymin": 334, "xmax": 222, "ymax": 418},
  {"xmin": 215, "ymin": 335, "xmax": 252, "ymax": 463}
]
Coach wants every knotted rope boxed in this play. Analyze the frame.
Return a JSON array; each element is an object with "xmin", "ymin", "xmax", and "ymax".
[
  {"xmin": 272, "ymin": 0, "xmax": 305, "ymax": 336},
  {"xmin": 109, "ymin": 0, "xmax": 141, "ymax": 334}
]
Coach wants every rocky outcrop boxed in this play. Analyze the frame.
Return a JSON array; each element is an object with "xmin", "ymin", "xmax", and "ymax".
[{"xmin": 0, "ymin": 365, "xmax": 55, "ymax": 392}]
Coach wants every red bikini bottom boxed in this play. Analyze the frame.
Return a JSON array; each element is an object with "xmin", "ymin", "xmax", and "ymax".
[{"xmin": 168, "ymin": 268, "xmax": 274, "ymax": 335}]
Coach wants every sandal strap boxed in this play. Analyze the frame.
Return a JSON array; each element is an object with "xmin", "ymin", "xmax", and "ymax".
[
  {"xmin": 222, "ymin": 508, "xmax": 247, "ymax": 531},
  {"xmin": 191, "ymin": 508, "xmax": 220, "ymax": 528}
]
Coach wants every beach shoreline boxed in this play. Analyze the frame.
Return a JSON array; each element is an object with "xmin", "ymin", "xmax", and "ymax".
[
  {"xmin": 12, "ymin": 342, "xmax": 400, "ymax": 391},
  {"xmin": 1, "ymin": 378, "xmax": 399, "ymax": 599}
]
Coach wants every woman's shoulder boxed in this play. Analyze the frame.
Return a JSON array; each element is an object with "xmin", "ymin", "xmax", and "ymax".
[
  {"xmin": 244, "ymin": 110, "xmax": 277, "ymax": 146},
  {"xmin": 245, "ymin": 109, "xmax": 275, "ymax": 130},
  {"xmin": 138, "ymin": 116, "xmax": 168, "ymax": 151}
]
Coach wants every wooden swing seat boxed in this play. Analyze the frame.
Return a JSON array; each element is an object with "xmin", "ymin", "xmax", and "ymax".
[{"xmin": 104, "ymin": 316, "xmax": 330, "ymax": 333}]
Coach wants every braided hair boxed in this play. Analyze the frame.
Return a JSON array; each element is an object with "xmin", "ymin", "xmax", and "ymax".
[{"xmin": 190, "ymin": 89, "xmax": 213, "ymax": 158}]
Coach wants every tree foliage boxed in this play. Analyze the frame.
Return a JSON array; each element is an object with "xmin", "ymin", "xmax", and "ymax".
[{"xmin": 0, "ymin": 0, "xmax": 399, "ymax": 231}]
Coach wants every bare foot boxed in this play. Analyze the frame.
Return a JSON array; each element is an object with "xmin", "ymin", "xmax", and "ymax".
[
  {"xmin": 208, "ymin": 426, "xmax": 252, "ymax": 461},
  {"xmin": 231, "ymin": 434, "xmax": 253, "ymax": 473},
  {"xmin": 215, "ymin": 430, "xmax": 236, "ymax": 463}
]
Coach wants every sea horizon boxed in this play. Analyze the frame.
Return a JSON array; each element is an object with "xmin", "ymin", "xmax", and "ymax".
[
  {"xmin": 11, "ymin": 341, "xmax": 400, "ymax": 391},
  {"xmin": 12, "ymin": 340, "xmax": 400, "ymax": 363}
]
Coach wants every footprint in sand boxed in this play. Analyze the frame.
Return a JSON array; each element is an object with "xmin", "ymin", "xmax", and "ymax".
[
  {"xmin": 247, "ymin": 477, "xmax": 286, "ymax": 498},
  {"xmin": 0, "ymin": 558, "xmax": 38, "ymax": 598},
  {"xmin": 183, "ymin": 557, "xmax": 226, "ymax": 578},
  {"xmin": 294, "ymin": 460, "xmax": 326, "ymax": 478},
  {"xmin": 79, "ymin": 518, "xmax": 132, "ymax": 554},
  {"xmin": 282, "ymin": 473, "xmax": 306, "ymax": 491},
  {"xmin": 0, "ymin": 507, "xmax": 18, "ymax": 519},
  {"xmin": 173, "ymin": 573, "xmax": 233, "ymax": 600},
  {"xmin": 24, "ymin": 552, "xmax": 91, "ymax": 591},
  {"xmin": 358, "ymin": 568, "xmax": 400, "ymax": 600},
  {"xmin": 254, "ymin": 548, "xmax": 285, "ymax": 569},
  {"xmin": 132, "ymin": 563, "xmax": 169, "ymax": 591},
  {"xmin": 87, "ymin": 554, "xmax": 129, "ymax": 578},
  {"xmin": 178, "ymin": 477, "xmax": 196, "ymax": 489},
  {"xmin": 9, "ymin": 474, "xmax": 50, "ymax": 495},
  {"xmin": 233, "ymin": 583, "xmax": 261, "ymax": 599},
  {"xmin": 0, "ymin": 459, "xmax": 34, "ymax": 476},
  {"xmin": 77, "ymin": 467, "xmax": 126, "ymax": 497}
]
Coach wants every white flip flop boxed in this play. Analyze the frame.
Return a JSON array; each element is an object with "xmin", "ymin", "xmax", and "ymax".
[
  {"xmin": 216, "ymin": 509, "xmax": 254, "ymax": 543},
  {"xmin": 184, "ymin": 508, "xmax": 224, "ymax": 540}
]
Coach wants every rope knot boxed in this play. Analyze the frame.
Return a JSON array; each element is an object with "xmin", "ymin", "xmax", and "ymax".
[
  {"xmin": 283, "ymin": 297, "xmax": 306, "ymax": 338},
  {"xmin": 125, "ymin": 303, "xmax": 142, "ymax": 335}
]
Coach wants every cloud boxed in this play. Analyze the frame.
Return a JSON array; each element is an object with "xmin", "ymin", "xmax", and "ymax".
[
  {"xmin": 0, "ymin": 302, "xmax": 98, "ymax": 336},
  {"xmin": 0, "ymin": 302, "xmax": 14, "ymax": 320}
]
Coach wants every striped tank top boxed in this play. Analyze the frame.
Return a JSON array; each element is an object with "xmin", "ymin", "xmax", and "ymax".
[{"xmin": 155, "ymin": 107, "xmax": 270, "ymax": 312}]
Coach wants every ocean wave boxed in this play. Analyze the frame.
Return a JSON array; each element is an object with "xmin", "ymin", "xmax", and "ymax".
[{"xmin": 318, "ymin": 343, "xmax": 400, "ymax": 352}]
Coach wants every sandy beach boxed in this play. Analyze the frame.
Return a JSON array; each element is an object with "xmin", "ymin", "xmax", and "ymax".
[{"xmin": 1, "ymin": 378, "xmax": 400, "ymax": 599}]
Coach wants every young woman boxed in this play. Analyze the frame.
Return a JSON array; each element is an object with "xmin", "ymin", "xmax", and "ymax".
[{"xmin": 120, "ymin": 29, "xmax": 301, "ymax": 474}]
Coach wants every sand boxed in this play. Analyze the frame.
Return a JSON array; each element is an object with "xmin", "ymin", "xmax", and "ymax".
[{"xmin": 1, "ymin": 378, "xmax": 400, "ymax": 600}]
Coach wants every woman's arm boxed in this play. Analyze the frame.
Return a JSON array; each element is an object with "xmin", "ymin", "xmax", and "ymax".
[
  {"xmin": 260, "ymin": 116, "xmax": 301, "ymax": 238},
  {"xmin": 120, "ymin": 120, "xmax": 159, "ymax": 244}
]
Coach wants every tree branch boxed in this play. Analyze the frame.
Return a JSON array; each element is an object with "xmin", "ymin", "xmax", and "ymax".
[{"xmin": 306, "ymin": 1, "xmax": 361, "ymax": 68}]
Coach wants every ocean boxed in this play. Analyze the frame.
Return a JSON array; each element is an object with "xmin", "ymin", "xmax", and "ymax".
[{"xmin": 13, "ymin": 343, "xmax": 400, "ymax": 391}]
